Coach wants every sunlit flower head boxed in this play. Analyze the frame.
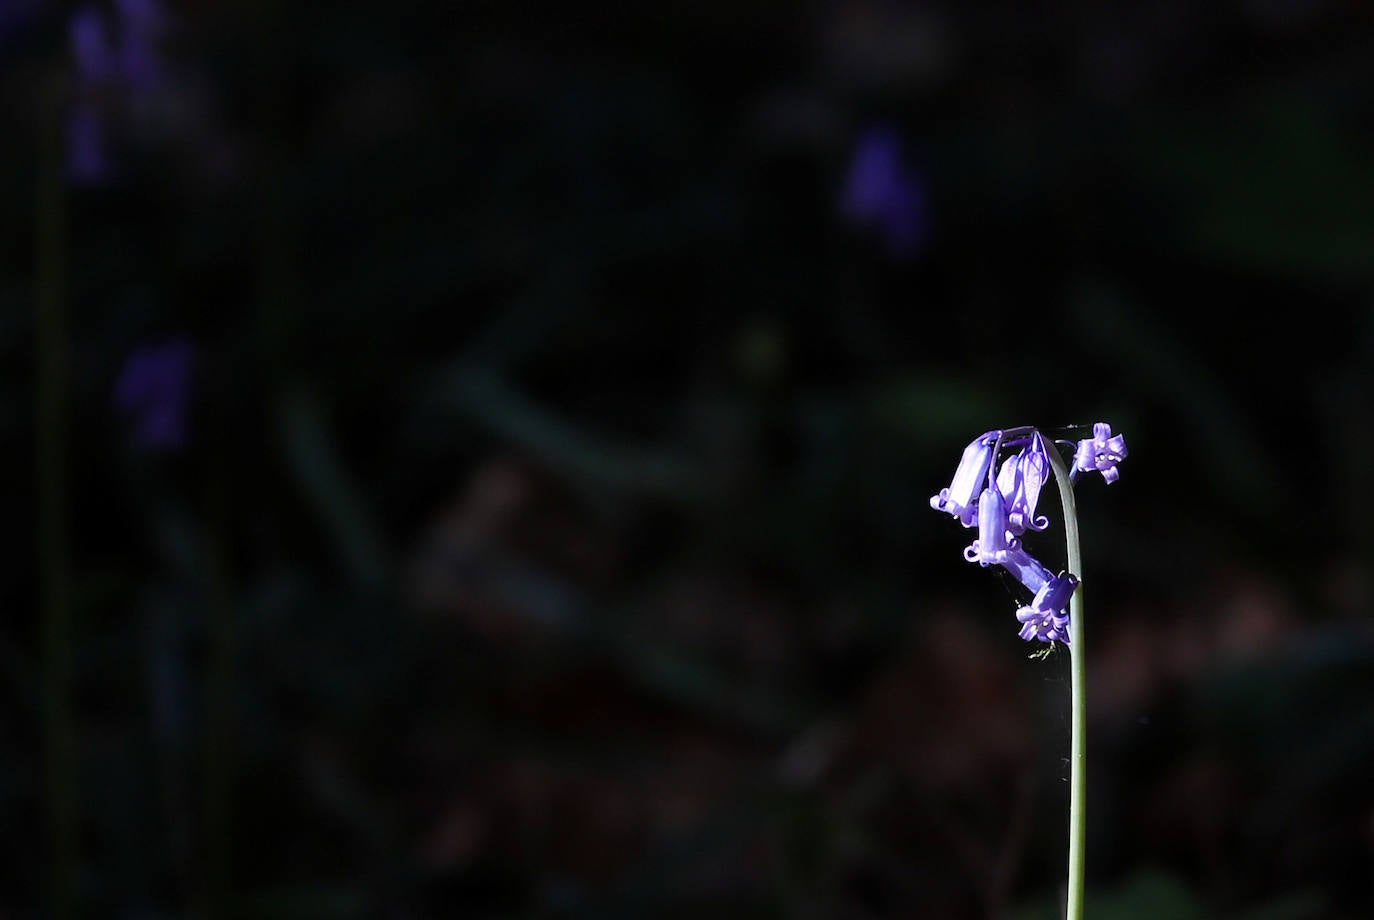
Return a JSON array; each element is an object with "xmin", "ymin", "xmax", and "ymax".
[
  {"xmin": 1015, "ymin": 573, "xmax": 1078, "ymax": 644},
  {"xmin": 932, "ymin": 424, "xmax": 1125, "ymax": 645},
  {"xmin": 1074, "ymin": 422, "xmax": 1128, "ymax": 483}
]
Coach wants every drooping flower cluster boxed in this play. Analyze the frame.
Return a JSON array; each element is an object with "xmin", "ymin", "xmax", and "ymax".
[{"xmin": 930, "ymin": 424, "xmax": 1127, "ymax": 644}]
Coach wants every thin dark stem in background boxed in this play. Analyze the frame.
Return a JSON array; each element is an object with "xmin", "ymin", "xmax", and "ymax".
[
  {"xmin": 202, "ymin": 466, "xmax": 235, "ymax": 920},
  {"xmin": 37, "ymin": 72, "xmax": 77, "ymax": 920}
]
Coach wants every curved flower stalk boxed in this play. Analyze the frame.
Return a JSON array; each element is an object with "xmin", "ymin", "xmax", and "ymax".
[{"xmin": 931, "ymin": 422, "xmax": 1127, "ymax": 920}]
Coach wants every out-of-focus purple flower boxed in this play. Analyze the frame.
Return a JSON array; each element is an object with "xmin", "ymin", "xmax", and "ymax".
[
  {"xmin": 1074, "ymin": 422, "xmax": 1128, "ymax": 483},
  {"xmin": 70, "ymin": 5, "xmax": 116, "ymax": 82},
  {"xmin": 68, "ymin": 5, "xmax": 117, "ymax": 185},
  {"xmin": 997, "ymin": 430, "xmax": 1051, "ymax": 534},
  {"xmin": 113, "ymin": 0, "xmax": 165, "ymax": 91},
  {"xmin": 840, "ymin": 125, "xmax": 929, "ymax": 259},
  {"xmin": 114, "ymin": 338, "xmax": 195, "ymax": 450},
  {"xmin": 115, "ymin": 0, "xmax": 164, "ymax": 37},
  {"xmin": 66, "ymin": 102, "xmax": 112, "ymax": 185},
  {"xmin": 66, "ymin": 0, "xmax": 170, "ymax": 185},
  {"xmin": 0, "ymin": 0, "xmax": 44, "ymax": 56},
  {"xmin": 1016, "ymin": 573, "xmax": 1077, "ymax": 644},
  {"xmin": 963, "ymin": 485, "xmax": 1014, "ymax": 566},
  {"xmin": 930, "ymin": 430, "xmax": 1000, "ymax": 527}
]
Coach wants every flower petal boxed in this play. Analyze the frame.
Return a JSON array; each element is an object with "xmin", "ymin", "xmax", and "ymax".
[{"xmin": 930, "ymin": 430, "xmax": 1000, "ymax": 527}]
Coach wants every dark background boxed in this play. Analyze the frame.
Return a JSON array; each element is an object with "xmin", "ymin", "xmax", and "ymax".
[{"xmin": 5, "ymin": 1, "xmax": 1374, "ymax": 917}]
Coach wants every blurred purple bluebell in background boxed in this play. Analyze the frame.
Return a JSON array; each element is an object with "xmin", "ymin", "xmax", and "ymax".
[
  {"xmin": 65, "ymin": 0, "xmax": 168, "ymax": 184},
  {"xmin": 0, "ymin": 0, "xmax": 44, "ymax": 56},
  {"xmin": 839, "ymin": 124, "xmax": 929, "ymax": 259},
  {"xmin": 67, "ymin": 5, "xmax": 116, "ymax": 184},
  {"xmin": 69, "ymin": 4, "xmax": 116, "ymax": 81},
  {"xmin": 113, "ymin": 337, "xmax": 195, "ymax": 450},
  {"xmin": 65, "ymin": 101, "xmax": 112, "ymax": 185},
  {"xmin": 113, "ymin": 0, "xmax": 166, "ymax": 92}
]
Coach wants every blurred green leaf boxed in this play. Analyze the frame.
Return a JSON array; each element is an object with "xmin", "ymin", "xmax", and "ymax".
[
  {"xmin": 1135, "ymin": 97, "xmax": 1374, "ymax": 281},
  {"xmin": 868, "ymin": 375, "xmax": 1006, "ymax": 444},
  {"xmin": 1016, "ymin": 871, "xmax": 1204, "ymax": 920},
  {"xmin": 1227, "ymin": 891, "xmax": 1327, "ymax": 920},
  {"xmin": 437, "ymin": 365, "xmax": 701, "ymax": 498},
  {"xmin": 279, "ymin": 388, "xmax": 389, "ymax": 588},
  {"xmin": 239, "ymin": 883, "xmax": 367, "ymax": 919},
  {"xmin": 1070, "ymin": 278, "xmax": 1283, "ymax": 512}
]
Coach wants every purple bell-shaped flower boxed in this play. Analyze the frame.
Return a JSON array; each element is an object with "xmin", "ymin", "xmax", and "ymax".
[
  {"xmin": 1074, "ymin": 422, "xmax": 1128, "ymax": 484},
  {"xmin": 997, "ymin": 430, "xmax": 1051, "ymax": 534},
  {"xmin": 930, "ymin": 430, "xmax": 1000, "ymax": 528},
  {"xmin": 1015, "ymin": 572, "xmax": 1078, "ymax": 644},
  {"xmin": 963, "ymin": 486, "xmax": 1015, "ymax": 566}
]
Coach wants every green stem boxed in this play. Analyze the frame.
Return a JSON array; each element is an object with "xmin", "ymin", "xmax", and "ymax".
[
  {"xmin": 1045, "ymin": 444, "xmax": 1086, "ymax": 920},
  {"xmin": 36, "ymin": 73, "xmax": 76, "ymax": 920}
]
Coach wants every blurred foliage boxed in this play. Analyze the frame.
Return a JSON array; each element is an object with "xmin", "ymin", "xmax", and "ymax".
[{"xmin": 5, "ymin": 0, "xmax": 1374, "ymax": 918}]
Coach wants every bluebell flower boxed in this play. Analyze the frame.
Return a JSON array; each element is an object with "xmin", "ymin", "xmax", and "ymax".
[
  {"xmin": 929, "ymin": 430, "xmax": 1000, "ymax": 528},
  {"xmin": 997, "ymin": 430, "xmax": 1050, "ymax": 534},
  {"xmin": 113, "ymin": 0, "xmax": 166, "ymax": 92},
  {"xmin": 840, "ymin": 125, "xmax": 929, "ymax": 259},
  {"xmin": 66, "ymin": 0, "xmax": 169, "ymax": 185},
  {"xmin": 1015, "ymin": 573, "xmax": 1078, "ymax": 644},
  {"xmin": 67, "ymin": 5, "xmax": 116, "ymax": 184},
  {"xmin": 70, "ymin": 5, "xmax": 116, "ymax": 82},
  {"xmin": 113, "ymin": 338, "xmax": 194, "ymax": 450},
  {"xmin": 963, "ymin": 485, "xmax": 1015, "ymax": 566},
  {"xmin": 934, "ymin": 425, "xmax": 1126, "ymax": 644},
  {"xmin": 0, "ymin": 0, "xmax": 43, "ymax": 56},
  {"xmin": 1074, "ymin": 422, "xmax": 1128, "ymax": 484},
  {"xmin": 66, "ymin": 102, "xmax": 112, "ymax": 185}
]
